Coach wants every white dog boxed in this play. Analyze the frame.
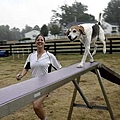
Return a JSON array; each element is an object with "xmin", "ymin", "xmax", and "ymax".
[{"xmin": 66, "ymin": 23, "xmax": 106, "ymax": 68}]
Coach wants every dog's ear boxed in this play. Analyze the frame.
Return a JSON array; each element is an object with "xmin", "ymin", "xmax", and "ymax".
[
  {"xmin": 79, "ymin": 26, "xmax": 86, "ymax": 35},
  {"xmin": 65, "ymin": 29, "xmax": 70, "ymax": 36}
]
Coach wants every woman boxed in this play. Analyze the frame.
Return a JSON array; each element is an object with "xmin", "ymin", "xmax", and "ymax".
[{"xmin": 16, "ymin": 34, "xmax": 62, "ymax": 120}]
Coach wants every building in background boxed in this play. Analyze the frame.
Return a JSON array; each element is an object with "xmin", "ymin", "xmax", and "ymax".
[
  {"xmin": 19, "ymin": 30, "xmax": 40, "ymax": 43},
  {"xmin": 25, "ymin": 30, "xmax": 40, "ymax": 39},
  {"xmin": 101, "ymin": 21, "xmax": 119, "ymax": 36}
]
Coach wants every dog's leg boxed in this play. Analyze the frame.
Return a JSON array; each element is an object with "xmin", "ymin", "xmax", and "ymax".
[
  {"xmin": 88, "ymin": 50, "xmax": 94, "ymax": 63},
  {"xmin": 99, "ymin": 27, "xmax": 106, "ymax": 54},
  {"xmin": 90, "ymin": 37, "xmax": 98, "ymax": 56},
  {"xmin": 92, "ymin": 44, "xmax": 98, "ymax": 56},
  {"xmin": 99, "ymin": 38, "xmax": 106, "ymax": 54},
  {"xmin": 77, "ymin": 45, "xmax": 91, "ymax": 68},
  {"xmin": 102, "ymin": 40, "xmax": 106, "ymax": 54}
]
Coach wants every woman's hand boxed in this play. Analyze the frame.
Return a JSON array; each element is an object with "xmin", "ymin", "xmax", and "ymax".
[
  {"xmin": 16, "ymin": 69, "xmax": 28, "ymax": 81},
  {"xmin": 16, "ymin": 73, "xmax": 22, "ymax": 81}
]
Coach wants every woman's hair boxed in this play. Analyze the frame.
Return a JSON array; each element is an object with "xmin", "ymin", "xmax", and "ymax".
[{"xmin": 35, "ymin": 34, "xmax": 45, "ymax": 41}]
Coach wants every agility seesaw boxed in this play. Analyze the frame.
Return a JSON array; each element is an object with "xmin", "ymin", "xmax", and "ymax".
[{"xmin": 0, "ymin": 62, "xmax": 120, "ymax": 120}]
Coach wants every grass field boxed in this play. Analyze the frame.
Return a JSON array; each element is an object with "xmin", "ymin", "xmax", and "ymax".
[{"xmin": 0, "ymin": 53, "xmax": 120, "ymax": 120}]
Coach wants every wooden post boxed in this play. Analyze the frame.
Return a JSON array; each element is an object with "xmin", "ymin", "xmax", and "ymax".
[
  {"xmin": 54, "ymin": 42, "xmax": 56, "ymax": 55},
  {"xmin": 95, "ymin": 69, "xmax": 115, "ymax": 120},
  {"xmin": 80, "ymin": 43, "xmax": 83, "ymax": 55},
  {"xmin": 22, "ymin": 49, "xmax": 24, "ymax": 59},
  {"xmin": 109, "ymin": 39, "xmax": 112, "ymax": 54},
  {"xmin": 30, "ymin": 43, "xmax": 33, "ymax": 53},
  {"xmin": 9, "ymin": 44, "xmax": 12, "ymax": 55},
  {"xmin": 67, "ymin": 77, "xmax": 80, "ymax": 120}
]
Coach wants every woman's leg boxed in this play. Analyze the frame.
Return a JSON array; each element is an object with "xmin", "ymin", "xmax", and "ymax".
[{"xmin": 33, "ymin": 95, "xmax": 48, "ymax": 120}]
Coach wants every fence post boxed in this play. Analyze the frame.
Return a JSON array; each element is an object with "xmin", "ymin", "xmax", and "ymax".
[
  {"xmin": 9, "ymin": 44, "xmax": 12, "ymax": 55},
  {"xmin": 109, "ymin": 39, "xmax": 112, "ymax": 54},
  {"xmin": 54, "ymin": 42, "xmax": 56, "ymax": 56},
  {"xmin": 80, "ymin": 43, "xmax": 83, "ymax": 55},
  {"xmin": 30, "ymin": 43, "xmax": 33, "ymax": 53}
]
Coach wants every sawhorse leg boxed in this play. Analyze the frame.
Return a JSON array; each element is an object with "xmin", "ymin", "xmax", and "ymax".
[
  {"xmin": 67, "ymin": 77, "xmax": 79, "ymax": 120},
  {"xmin": 67, "ymin": 76, "xmax": 92, "ymax": 120},
  {"xmin": 67, "ymin": 69, "xmax": 115, "ymax": 120},
  {"xmin": 95, "ymin": 69, "xmax": 115, "ymax": 120}
]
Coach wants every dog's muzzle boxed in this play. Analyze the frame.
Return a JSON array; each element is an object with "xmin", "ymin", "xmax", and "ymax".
[
  {"xmin": 68, "ymin": 35, "xmax": 72, "ymax": 41},
  {"xmin": 68, "ymin": 35, "xmax": 77, "ymax": 41}
]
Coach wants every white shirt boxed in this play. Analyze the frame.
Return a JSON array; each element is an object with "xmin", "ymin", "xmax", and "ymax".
[{"xmin": 24, "ymin": 51, "xmax": 62, "ymax": 78}]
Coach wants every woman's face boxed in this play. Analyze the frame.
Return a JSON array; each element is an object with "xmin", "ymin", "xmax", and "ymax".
[{"xmin": 35, "ymin": 35, "xmax": 45, "ymax": 48}]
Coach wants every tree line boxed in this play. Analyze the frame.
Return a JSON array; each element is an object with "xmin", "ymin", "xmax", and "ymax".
[
  {"xmin": 0, "ymin": 23, "xmax": 62, "ymax": 41},
  {"xmin": 0, "ymin": 0, "xmax": 119, "ymax": 41}
]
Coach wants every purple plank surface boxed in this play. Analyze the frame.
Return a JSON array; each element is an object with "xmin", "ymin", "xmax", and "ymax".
[{"xmin": 0, "ymin": 62, "xmax": 99, "ymax": 106}]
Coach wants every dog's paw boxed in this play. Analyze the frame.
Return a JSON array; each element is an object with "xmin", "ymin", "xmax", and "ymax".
[
  {"xmin": 90, "ymin": 58, "xmax": 94, "ymax": 63},
  {"xmin": 77, "ymin": 63, "xmax": 84, "ymax": 68},
  {"xmin": 103, "ymin": 48, "xmax": 106, "ymax": 54}
]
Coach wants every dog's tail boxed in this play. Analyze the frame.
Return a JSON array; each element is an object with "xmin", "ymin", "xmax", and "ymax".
[{"xmin": 98, "ymin": 13, "xmax": 102, "ymax": 25}]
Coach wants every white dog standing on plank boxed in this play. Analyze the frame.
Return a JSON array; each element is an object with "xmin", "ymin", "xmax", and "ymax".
[{"xmin": 66, "ymin": 20, "xmax": 106, "ymax": 68}]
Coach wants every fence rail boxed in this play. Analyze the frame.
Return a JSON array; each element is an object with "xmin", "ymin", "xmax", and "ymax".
[{"xmin": 0, "ymin": 37, "xmax": 120, "ymax": 56}]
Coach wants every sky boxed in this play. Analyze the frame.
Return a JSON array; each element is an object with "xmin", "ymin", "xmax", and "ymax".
[{"xmin": 0, "ymin": 0, "xmax": 111, "ymax": 30}]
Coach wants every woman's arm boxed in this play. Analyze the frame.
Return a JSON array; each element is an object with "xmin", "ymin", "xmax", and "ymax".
[
  {"xmin": 16, "ymin": 68, "xmax": 29, "ymax": 81},
  {"xmin": 50, "ymin": 53, "xmax": 62, "ymax": 70}
]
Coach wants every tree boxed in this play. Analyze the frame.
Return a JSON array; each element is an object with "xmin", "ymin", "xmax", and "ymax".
[
  {"xmin": 50, "ymin": 24, "xmax": 61, "ymax": 35},
  {"xmin": 0, "ymin": 25, "xmax": 11, "ymax": 40},
  {"xmin": 103, "ymin": 0, "xmax": 120, "ymax": 27},
  {"xmin": 51, "ymin": 2, "xmax": 96, "ymax": 26},
  {"xmin": 0, "ymin": 25, "xmax": 22, "ymax": 40},
  {"xmin": 40, "ymin": 24, "xmax": 48, "ymax": 36},
  {"xmin": 10, "ymin": 27, "xmax": 21, "ymax": 40}
]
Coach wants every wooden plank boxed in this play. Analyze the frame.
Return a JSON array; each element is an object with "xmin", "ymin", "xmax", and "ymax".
[
  {"xmin": 0, "ymin": 62, "xmax": 99, "ymax": 118},
  {"xmin": 91, "ymin": 64, "xmax": 120, "ymax": 85},
  {"xmin": 1, "ymin": 61, "xmax": 120, "ymax": 118},
  {"xmin": 99, "ymin": 64, "xmax": 120, "ymax": 85}
]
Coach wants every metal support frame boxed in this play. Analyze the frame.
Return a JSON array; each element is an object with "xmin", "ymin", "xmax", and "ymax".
[{"xmin": 67, "ymin": 68, "xmax": 115, "ymax": 120}]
